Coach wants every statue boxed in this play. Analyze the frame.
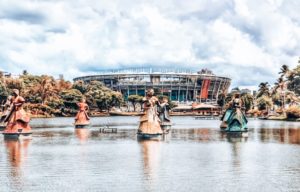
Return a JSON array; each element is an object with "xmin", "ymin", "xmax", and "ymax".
[
  {"xmin": 157, "ymin": 96, "xmax": 171, "ymax": 133},
  {"xmin": 137, "ymin": 89, "xmax": 162, "ymax": 139},
  {"xmin": 74, "ymin": 98, "xmax": 90, "ymax": 128},
  {"xmin": 3, "ymin": 89, "xmax": 32, "ymax": 139},
  {"xmin": 221, "ymin": 93, "xmax": 248, "ymax": 132},
  {"xmin": 0, "ymin": 96, "xmax": 13, "ymax": 130}
]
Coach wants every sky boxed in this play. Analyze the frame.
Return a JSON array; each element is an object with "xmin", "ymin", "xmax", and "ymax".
[{"xmin": 0, "ymin": 0, "xmax": 300, "ymax": 88}]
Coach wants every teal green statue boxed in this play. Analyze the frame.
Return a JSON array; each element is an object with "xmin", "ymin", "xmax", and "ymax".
[{"xmin": 220, "ymin": 93, "xmax": 248, "ymax": 132}]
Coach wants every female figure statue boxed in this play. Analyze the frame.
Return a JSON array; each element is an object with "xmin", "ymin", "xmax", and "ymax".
[
  {"xmin": 0, "ymin": 96, "xmax": 13, "ymax": 128},
  {"xmin": 224, "ymin": 93, "xmax": 248, "ymax": 132},
  {"xmin": 157, "ymin": 96, "xmax": 171, "ymax": 133},
  {"xmin": 3, "ymin": 89, "xmax": 31, "ymax": 136},
  {"xmin": 138, "ymin": 89, "xmax": 162, "ymax": 138},
  {"xmin": 75, "ymin": 98, "xmax": 90, "ymax": 128}
]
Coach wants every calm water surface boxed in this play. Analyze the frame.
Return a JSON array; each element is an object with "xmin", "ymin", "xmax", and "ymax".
[{"xmin": 0, "ymin": 116, "xmax": 300, "ymax": 192}]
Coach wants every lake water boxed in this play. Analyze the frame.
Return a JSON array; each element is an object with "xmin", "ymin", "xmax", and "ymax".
[{"xmin": 0, "ymin": 116, "xmax": 300, "ymax": 192}]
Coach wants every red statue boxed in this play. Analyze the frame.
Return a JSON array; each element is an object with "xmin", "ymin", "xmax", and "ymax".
[
  {"xmin": 75, "ymin": 98, "xmax": 90, "ymax": 126},
  {"xmin": 3, "ymin": 89, "xmax": 31, "ymax": 135}
]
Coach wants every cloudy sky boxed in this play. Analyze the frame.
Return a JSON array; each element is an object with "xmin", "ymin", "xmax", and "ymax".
[{"xmin": 0, "ymin": 0, "xmax": 300, "ymax": 88}]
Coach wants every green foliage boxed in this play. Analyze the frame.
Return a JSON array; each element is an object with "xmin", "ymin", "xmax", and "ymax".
[
  {"xmin": 257, "ymin": 82, "xmax": 270, "ymax": 98},
  {"xmin": 127, "ymin": 95, "xmax": 143, "ymax": 111},
  {"xmin": 73, "ymin": 80, "xmax": 88, "ymax": 94},
  {"xmin": 241, "ymin": 93, "xmax": 254, "ymax": 111},
  {"xmin": 256, "ymin": 96, "xmax": 273, "ymax": 110},
  {"xmin": 60, "ymin": 89, "xmax": 83, "ymax": 109},
  {"xmin": 84, "ymin": 81, "xmax": 123, "ymax": 111}
]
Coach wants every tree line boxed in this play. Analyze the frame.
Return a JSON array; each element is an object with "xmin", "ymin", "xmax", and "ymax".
[{"xmin": 0, "ymin": 72, "xmax": 123, "ymax": 117}]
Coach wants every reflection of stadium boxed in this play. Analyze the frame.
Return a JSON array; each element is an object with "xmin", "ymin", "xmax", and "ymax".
[{"xmin": 74, "ymin": 68, "xmax": 231, "ymax": 103}]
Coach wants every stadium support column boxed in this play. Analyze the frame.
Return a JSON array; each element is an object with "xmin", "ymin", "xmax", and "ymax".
[
  {"xmin": 216, "ymin": 78, "xmax": 223, "ymax": 102},
  {"xmin": 178, "ymin": 76, "xmax": 181, "ymax": 102},
  {"xmin": 211, "ymin": 78, "xmax": 217, "ymax": 102},
  {"xmin": 186, "ymin": 77, "xmax": 188, "ymax": 101}
]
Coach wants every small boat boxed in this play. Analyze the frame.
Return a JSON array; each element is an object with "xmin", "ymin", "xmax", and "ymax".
[{"xmin": 137, "ymin": 132, "xmax": 162, "ymax": 140}]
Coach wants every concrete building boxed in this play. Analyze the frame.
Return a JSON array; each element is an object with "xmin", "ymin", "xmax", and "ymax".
[{"xmin": 74, "ymin": 68, "xmax": 231, "ymax": 103}]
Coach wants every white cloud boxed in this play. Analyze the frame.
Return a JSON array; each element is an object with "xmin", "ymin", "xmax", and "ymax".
[{"xmin": 0, "ymin": 0, "xmax": 299, "ymax": 87}]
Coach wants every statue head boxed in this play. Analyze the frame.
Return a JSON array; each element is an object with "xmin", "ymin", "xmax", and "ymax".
[
  {"xmin": 146, "ymin": 88, "xmax": 154, "ymax": 96},
  {"xmin": 234, "ymin": 93, "xmax": 240, "ymax": 98},
  {"xmin": 12, "ymin": 89, "xmax": 19, "ymax": 97}
]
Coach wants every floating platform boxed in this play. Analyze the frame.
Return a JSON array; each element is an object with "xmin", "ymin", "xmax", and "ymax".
[{"xmin": 99, "ymin": 126, "xmax": 117, "ymax": 133}]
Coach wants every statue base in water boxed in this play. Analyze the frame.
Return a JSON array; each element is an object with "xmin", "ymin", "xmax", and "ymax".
[
  {"xmin": 161, "ymin": 124, "xmax": 171, "ymax": 134},
  {"xmin": 2, "ymin": 132, "xmax": 32, "ymax": 140},
  {"xmin": 0, "ymin": 125, "xmax": 6, "ymax": 131},
  {"xmin": 75, "ymin": 124, "xmax": 90, "ymax": 129},
  {"xmin": 137, "ymin": 132, "xmax": 162, "ymax": 140}
]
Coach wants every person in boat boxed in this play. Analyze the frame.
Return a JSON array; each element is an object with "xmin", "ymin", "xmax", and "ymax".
[
  {"xmin": 225, "ymin": 93, "xmax": 248, "ymax": 132},
  {"xmin": 74, "ymin": 98, "xmax": 90, "ymax": 126},
  {"xmin": 3, "ymin": 89, "xmax": 31, "ymax": 134},
  {"xmin": 138, "ymin": 89, "xmax": 162, "ymax": 135},
  {"xmin": 157, "ymin": 96, "xmax": 171, "ymax": 133}
]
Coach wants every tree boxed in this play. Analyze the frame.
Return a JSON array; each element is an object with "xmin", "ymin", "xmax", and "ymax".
[
  {"xmin": 60, "ymin": 89, "xmax": 83, "ymax": 109},
  {"xmin": 73, "ymin": 80, "xmax": 88, "ymax": 94},
  {"xmin": 241, "ymin": 93, "xmax": 254, "ymax": 111},
  {"xmin": 128, "ymin": 95, "xmax": 143, "ymax": 112},
  {"xmin": 84, "ymin": 81, "xmax": 123, "ymax": 111},
  {"xmin": 256, "ymin": 96, "xmax": 273, "ymax": 111},
  {"xmin": 256, "ymin": 82, "xmax": 270, "ymax": 98},
  {"xmin": 279, "ymin": 64, "xmax": 290, "ymax": 78}
]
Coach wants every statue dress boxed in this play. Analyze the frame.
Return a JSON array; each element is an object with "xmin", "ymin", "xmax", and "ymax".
[
  {"xmin": 75, "ymin": 102, "xmax": 90, "ymax": 126},
  {"xmin": 138, "ymin": 96, "xmax": 162, "ymax": 135},
  {"xmin": 3, "ymin": 95, "xmax": 31, "ymax": 134},
  {"xmin": 224, "ymin": 98, "xmax": 248, "ymax": 132}
]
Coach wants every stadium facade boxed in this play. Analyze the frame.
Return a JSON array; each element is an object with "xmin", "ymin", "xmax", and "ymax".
[{"xmin": 73, "ymin": 68, "xmax": 231, "ymax": 103}]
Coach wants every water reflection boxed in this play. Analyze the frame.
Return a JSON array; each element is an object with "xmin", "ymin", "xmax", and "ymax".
[
  {"xmin": 5, "ymin": 139, "xmax": 31, "ymax": 168},
  {"xmin": 259, "ymin": 128, "xmax": 300, "ymax": 144},
  {"xmin": 75, "ymin": 128, "xmax": 90, "ymax": 144},
  {"xmin": 4, "ymin": 139, "xmax": 31, "ymax": 191},
  {"xmin": 139, "ymin": 140, "xmax": 162, "ymax": 191}
]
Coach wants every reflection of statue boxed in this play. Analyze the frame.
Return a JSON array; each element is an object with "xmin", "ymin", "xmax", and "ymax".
[
  {"xmin": 75, "ymin": 98, "xmax": 90, "ymax": 127},
  {"xmin": 5, "ymin": 139, "xmax": 31, "ymax": 176},
  {"xmin": 138, "ymin": 89, "xmax": 162, "ymax": 137},
  {"xmin": 157, "ymin": 97, "xmax": 171, "ymax": 133},
  {"xmin": 75, "ymin": 128, "xmax": 90, "ymax": 144},
  {"xmin": 221, "ymin": 93, "xmax": 248, "ymax": 132},
  {"xmin": 140, "ymin": 140, "xmax": 161, "ymax": 189},
  {"xmin": 3, "ymin": 89, "xmax": 31, "ymax": 136}
]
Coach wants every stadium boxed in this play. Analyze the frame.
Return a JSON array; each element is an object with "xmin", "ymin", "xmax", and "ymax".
[{"xmin": 73, "ymin": 68, "xmax": 231, "ymax": 103}]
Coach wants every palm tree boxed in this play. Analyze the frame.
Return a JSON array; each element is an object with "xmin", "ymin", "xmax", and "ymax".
[
  {"xmin": 257, "ymin": 82, "xmax": 270, "ymax": 98},
  {"xmin": 279, "ymin": 64, "xmax": 290, "ymax": 78}
]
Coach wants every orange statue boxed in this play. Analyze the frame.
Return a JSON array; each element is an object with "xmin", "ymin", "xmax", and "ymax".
[
  {"xmin": 3, "ymin": 89, "xmax": 31, "ymax": 136},
  {"xmin": 75, "ymin": 98, "xmax": 90, "ymax": 127},
  {"xmin": 138, "ymin": 89, "xmax": 162, "ymax": 137}
]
